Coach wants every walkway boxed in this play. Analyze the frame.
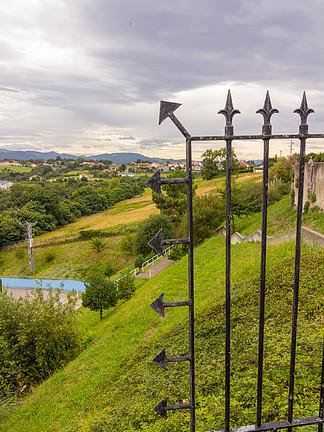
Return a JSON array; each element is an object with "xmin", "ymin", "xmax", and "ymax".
[{"xmin": 136, "ymin": 256, "xmax": 174, "ymax": 279}]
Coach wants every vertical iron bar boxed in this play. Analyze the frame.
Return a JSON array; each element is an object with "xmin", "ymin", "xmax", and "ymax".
[
  {"xmin": 225, "ymin": 138, "xmax": 232, "ymax": 432},
  {"xmin": 287, "ymin": 136, "xmax": 306, "ymax": 425},
  {"xmin": 256, "ymin": 136, "xmax": 270, "ymax": 427},
  {"xmin": 186, "ymin": 137, "xmax": 195, "ymax": 432},
  {"xmin": 318, "ymin": 340, "xmax": 324, "ymax": 432}
]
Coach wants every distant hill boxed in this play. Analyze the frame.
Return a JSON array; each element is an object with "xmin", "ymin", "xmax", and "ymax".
[{"xmin": 0, "ymin": 149, "xmax": 185, "ymax": 164}]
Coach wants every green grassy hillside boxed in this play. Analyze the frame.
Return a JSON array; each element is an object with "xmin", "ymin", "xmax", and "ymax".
[{"xmin": 1, "ymin": 237, "xmax": 322, "ymax": 432}]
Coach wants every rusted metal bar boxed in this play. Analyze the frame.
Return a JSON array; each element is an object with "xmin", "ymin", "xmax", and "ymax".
[
  {"xmin": 319, "ymin": 340, "xmax": 324, "ymax": 432},
  {"xmin": 287, "ymin": 93, "xmax": 314, "ymax": 427},
  {"xmin": 190, "ymin": 133, "xmax": 324, "ymax": 141},
  {"xmin": 256, "ymin": 92, "xmax": 279, "ymax": 427},
  {"xmin": 206, "ymin": 416, "xmax": 324, "ymax": 432},
  {"xmin": 186, "ymin": 136, "xmax": 196, "ymax": 432},
  {"xmin": 218, "ymin": 90, "xmax": 241, "ymax": 432}
]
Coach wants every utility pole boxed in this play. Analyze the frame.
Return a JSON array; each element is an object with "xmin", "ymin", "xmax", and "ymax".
[{"xmin": 26, "ymin": 222, "xmax": 36, "ymax": 272}]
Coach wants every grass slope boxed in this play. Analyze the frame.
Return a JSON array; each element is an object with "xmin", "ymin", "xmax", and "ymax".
[{"xmin": 1, "ymin": 237, "xmax": 322, "ymax": 432}]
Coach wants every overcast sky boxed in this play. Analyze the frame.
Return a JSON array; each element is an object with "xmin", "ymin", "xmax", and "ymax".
[{"xmin": 0, "ymin": 0, "xmax": 324, "ymax": 160}]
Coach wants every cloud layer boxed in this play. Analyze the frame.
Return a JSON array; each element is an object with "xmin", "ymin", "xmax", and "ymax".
[{"xmin": 0, "ymin": 0, "xmax": 323, "ymax": 160}]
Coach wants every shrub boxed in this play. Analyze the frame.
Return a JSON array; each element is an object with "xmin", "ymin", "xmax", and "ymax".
[
  {"xmin": 104, "ymin": 262, "xmax": 116, "ymax": 278},
  {"xmin": 120, "ymin": 231, "xmax": 135, "ymax": 254},
  {"xmin": 134, "ymin": 213, "xmax": 175, "ymax": 257},
  {"xmin": 179, "ymin": 194, "xmax": 225, "ymax": 244},
  {"xmin": 90, "ymin": 236, "xmax": 105, "ymax": 252},
  {"xmin": 15, "ymin": 247, "xmax": 26, "ymax": 260},
  {"xmin": 0, "ymin": 287, "xmax": 80, "ymax": 392},
  {"xmin": 304, "ymin": 200, "xmax": 310, "ymax": 214},
  {"xmin": 117, "ymin": 269, "xmax": 136, "ymax": 301},
  {"xmin": 308, "ymin": 192, "xmax": 317, "ymax": 203},
  {"xmin": 43, "ymin": 249, "xmax": 56, "ymax": 263},
  {"xmin": 134, "ymin": 254, "xmax": 145, "ymax": 269},
  {"xmin": 168, "ymin": 244, "xmax": 188, "ymax": 261}
]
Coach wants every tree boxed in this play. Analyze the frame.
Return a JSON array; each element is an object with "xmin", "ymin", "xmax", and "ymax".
[
  {"xmin": 201, "ymin": 147, "xmax": 238, "ymax": 180},
  {"xmin": 117, "ymin": 269, "xmax": 136, "ymax": 300},
  {"xmin": 269, "ymin": 155, "xmax": 297, "ymax": 183},
  {"xmin": 152, "ymin": 168, "xmax": 193, "ymax": 225},
  {"xmin": 82, "ymin": 274, "xmax": 118, "ymax": 320},
  {"xmin": 179, "ymin": 193, "xmax": 225, "ymax": 244},
  {"xmin": 135, "ymin": 213, "xmax": 175, "ymax": 257}
]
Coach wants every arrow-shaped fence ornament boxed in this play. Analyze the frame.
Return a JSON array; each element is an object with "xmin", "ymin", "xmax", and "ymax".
[
  {"xmin": 154, "ymin": 397, "xmax": 192, "ymax": 420},
  {"xmin": 145, "ymin": 169, "xmax": 189, "ymax": 197},
  {"xmin": 150, "ymin": 293, "xmax": 190, "ymax": 317},
  {"xmin": 159, "ymin": 101, "xmax": 190, "ymax": 138},
  {"xmin": 153, "ymin": 347, "xmax": 191, "ymax": 370},
  {"xmin": 147, "ymin": 229, "xmax": 189, "ymax": 256}
]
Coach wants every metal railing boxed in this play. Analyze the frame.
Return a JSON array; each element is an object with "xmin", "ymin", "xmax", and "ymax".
[
  {"xmin": 141, "ymin": 244, "xmax": 174, "ymax": 272},
  {"xmin": 146, "ymin": 92, "xmax": 324, "ymax": 432}
]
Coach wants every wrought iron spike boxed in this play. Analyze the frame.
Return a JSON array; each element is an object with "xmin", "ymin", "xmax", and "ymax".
[
  {"xmin": 154, "ymin": 397, "xmax": 168, "ymax": 419},
  {"xmin": 152, "ymin": 347, "xmax": 168, "ymax": 369},
  {"xmin": 159, "ymin": 101, "xmax": 182, "ymax": 125},
  {"xmin": 218, "ymin": 89, "xmax": 240, "ymax": 126},
  {"xmin": 150, "ymin": 293, "xmax": 165, "ymax": 317},
  {"xmin": 294, "ymin": 91, "xmax": 314, "ymax": 125},
  {"xmin": 147, "ymin": 228, "xmax": 163, "ymax": 255},
  {"xmin": 256, "ymin": 90, "xmax": 279, "ymax": 126},
  {"xmin": 146, "ymin": 170, "xmax": 162, "ymax": 196}
]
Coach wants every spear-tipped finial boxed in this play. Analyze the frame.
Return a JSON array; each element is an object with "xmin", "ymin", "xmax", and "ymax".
[
  {"xmin": 218, "ymin": 90, "xmax": 240, "ymax": 126},
  {"xmin": 294, "ymin": 92, "xmax": 314, "ymax": 129},
  {"xmin": 218, "ymin": 90, "xmax": 240, "ymax": 135},
  {"xmin": 256, "ymin": 91, "xmax": 279, "ymax": 134}
]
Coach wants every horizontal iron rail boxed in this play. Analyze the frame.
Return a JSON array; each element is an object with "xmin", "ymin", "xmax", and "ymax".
[
  {"xmin": 160, "ymin": 177, "xmax": 189, "ymax": 185},
  {"xmin": 189, "ymin": 133, "xmax": 324, "ymax": 141},
  {"xmin": 163, "ymin": 237, "xmax": 189, "ymax": 246},
  {"xmin": 206, "ymin": 416, "xmax": 324, "ymax": 432}
]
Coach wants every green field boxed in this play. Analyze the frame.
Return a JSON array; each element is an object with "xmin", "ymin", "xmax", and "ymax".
[{"xmin": 0, "ymin": 166, "xmax": 31, "ymax": 172}]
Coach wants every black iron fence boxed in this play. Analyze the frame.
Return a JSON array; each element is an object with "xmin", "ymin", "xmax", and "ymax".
[{"xmin": 146, "ymin": 91, "xmax": 324, "ymax": 432}]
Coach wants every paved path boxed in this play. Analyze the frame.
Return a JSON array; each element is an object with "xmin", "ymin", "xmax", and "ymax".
[
  {"xmin": 136, "ymin": 256, "xmax": 174, "ymax": 279},
  {"xmin": 5, "ymin": 288, "xmax": 83, "ymax": 309}
]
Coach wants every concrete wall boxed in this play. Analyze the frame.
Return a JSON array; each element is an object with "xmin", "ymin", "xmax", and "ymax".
[
  {"xmin": 216, "ymin": 225, "xmax": 324, "ymax": 248},
  {"xmin": 294, "ymin": 161, "xmax": 324, "ymax": 210}
]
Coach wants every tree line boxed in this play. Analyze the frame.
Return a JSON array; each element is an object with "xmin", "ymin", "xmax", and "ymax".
[{"xmin": 0, "ymin": 176, "xmax": 145, "ymax": 246}]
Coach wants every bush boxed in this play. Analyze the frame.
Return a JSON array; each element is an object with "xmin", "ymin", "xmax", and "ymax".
[
  {"xmin": 168, "ymin": 244, "xmax": 188, "ymax": 261},
  {"xmin": 0, "ymin": 287, "xmax": 80, "ymax": 392},
  {"xmin": 134, "ymin": 213, "xmax": 175, "ymax": 257},
  {"xmin": 117, "ymin": 269, "xmax": 136, "ymax": 301},
  {"xmin": 179, "ymin": 194, "xmax": 225, "ymax": 244},
  {"xmin": 304, "ymin": 200, "xmax": 310, "ymax": 214},
  {"xmin": 15, "ymin": 247, "xmax": 26, "ymax": 260},
  {"xmin": 120, "ymin": 231, "xmax": 135, "ymax": 254},
  {"xmin": 134, "ymin": 254, "xmax": 145, "ymax": 269},
  {"xmin": 43, "ymin": 249, "xmax": 56, "ymax": 263},
  {"xmin": 89, "ymin": 236, "xmax": 105, "ymax": 253},
  {"xmin": 104, "ymin": 262, "xmax": 116, "ymax": 278}
]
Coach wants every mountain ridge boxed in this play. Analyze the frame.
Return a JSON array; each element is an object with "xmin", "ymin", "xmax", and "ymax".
[{"xmin": 0, "ymin": 149, "xmax": 185, "ymax": 164}]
